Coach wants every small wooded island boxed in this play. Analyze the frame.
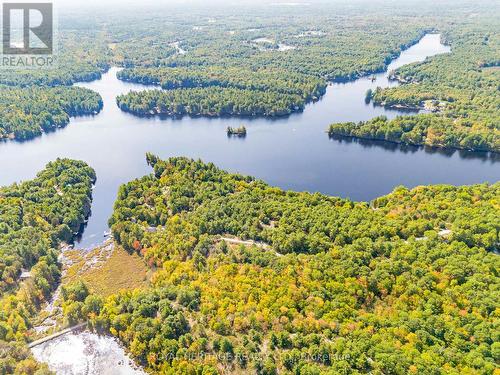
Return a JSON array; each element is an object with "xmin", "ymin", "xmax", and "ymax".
[
  {"xmin": 227, "ymin": 125, "xmax": 247, "ymax": 137},
  {"xmin": 115, "ymin": 66, "xmax": 330, "ymax": 118}
]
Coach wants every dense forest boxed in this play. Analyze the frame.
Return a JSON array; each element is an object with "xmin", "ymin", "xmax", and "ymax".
[
  {"xmin": 342, "ymin": 22, "xmax": 500, "ymax": 153},
  {"xmin": 0, "ymin": 1, "xmax": 498, "ymax": 373},
  {"xmin": 62, "ymin": 156, "xmax": 499, "ymax": 374},
  {"xmin": 0, "ymin": 86, "xmax": 102, "ymax": 141},
  {"xmin": 0, "ymin": 159, "xmax": 95, "ymax": 374},
  {"xmin": 104, "ymin": 6, "xmax": 430, "ymax": 79},
  {"xmin": 116, "ymin": 67, "xmax": 325, "ymax": 117},
  {"xmin": 116, "ymin": 87, "xmax": 305, "ymax": 117}
]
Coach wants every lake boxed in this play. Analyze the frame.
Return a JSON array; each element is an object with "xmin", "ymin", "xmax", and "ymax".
[
  {"xmin": 1, "ymin": 34, "xmax": 498, "ymax": 250},
  {"xmin": 31, "ymin": 331, "xmax": 145, "ymax": 375}
]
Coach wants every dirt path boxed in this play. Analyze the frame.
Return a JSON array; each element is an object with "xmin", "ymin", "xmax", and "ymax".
[{"xmin": 219, "ymin": 236, "xmax": 283, "ymax": 257}]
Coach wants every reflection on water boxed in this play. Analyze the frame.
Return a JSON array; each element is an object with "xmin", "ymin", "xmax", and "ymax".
[
  {"xmin": 328, "ymin": 134, "xmax": 498, "ymax": 161},
  {"xmin": 0, "ymin": 34, "xmax": 498, "ymax": 250},
  {"xmin": 31, "ymin": 331, "xmax": 145, "ymax": 375}
]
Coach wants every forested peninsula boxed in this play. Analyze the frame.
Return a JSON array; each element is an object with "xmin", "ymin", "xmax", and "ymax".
[
  {"xmin": 61, "ymin": 155, "xmax": 499, "ymax": 375},
  {"xmin": 0, "ymin": 86, "xmax": 103, "ymax": 141},
  {"xmin": 116, "ymin": 66, "xmax": 326, "ymax": 117},
  {"xmin": 116, "ymin": 87, "xmax": 305, "ymax": 117}
]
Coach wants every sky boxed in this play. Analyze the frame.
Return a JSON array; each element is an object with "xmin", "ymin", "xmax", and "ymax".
[
  {"xmin": 56, "ymin": 0, "xmax": 311, "ymax": 8},
  {"xmin": 52, "ymin": 0, "xmax": 330, "ymax": 15},
  {"xmin": 34, "ymin": 0, "xmax": 497, "ymax": 16}
]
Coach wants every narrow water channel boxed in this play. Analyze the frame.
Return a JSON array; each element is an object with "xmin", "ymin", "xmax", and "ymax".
[{"xmin": 1, "ymin": 34, "xmax": 498, "ymax": 250}]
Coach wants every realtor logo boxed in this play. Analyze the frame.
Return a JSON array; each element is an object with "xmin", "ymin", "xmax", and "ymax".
[{"xmin": 2, "ymin": 3, "xmax": 53, "ymax": 54}]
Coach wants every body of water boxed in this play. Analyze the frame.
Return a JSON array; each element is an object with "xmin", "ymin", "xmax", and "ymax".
[
  {"xmin": 31, "ymin": 331, "xmax": 145, "ymax": 375},
  {"xmin": 1, "ymin": 34, "xmax": 498, "ymax": 250}
]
